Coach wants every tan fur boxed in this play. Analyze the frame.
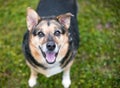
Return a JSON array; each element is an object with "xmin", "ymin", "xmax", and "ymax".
[
  {"xmin": 29, "ymin": 41, "xmax": 44, "ymax": 63},
  {"xmin": 29, "ymin": 19, "xmax": 69, "ymax": 64},
  {"xmin": 61, "ymin": 52, "xmax": 72, "ymax": 68},
  {"xmin": 26, "ymin": 61, "xmax": 47, "ymax": 75},
  {"xmin": 64, "ymin": 60, "xmax": 74, "ymax": 72}
]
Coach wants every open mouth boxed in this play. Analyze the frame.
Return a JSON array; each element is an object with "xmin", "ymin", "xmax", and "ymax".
[{"xmin": 39, "ymin": 46, "xmax": 58, "ymax": 64}]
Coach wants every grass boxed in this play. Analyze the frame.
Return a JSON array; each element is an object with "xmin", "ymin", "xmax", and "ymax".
[{"xmin": 0, "ymin": 0, "xmax": 120, "ymax": 88}]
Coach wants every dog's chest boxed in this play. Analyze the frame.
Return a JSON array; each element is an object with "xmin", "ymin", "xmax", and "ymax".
[{"xmin": 44, "ymin": 63, "xmax": 63, "ymax": 77}]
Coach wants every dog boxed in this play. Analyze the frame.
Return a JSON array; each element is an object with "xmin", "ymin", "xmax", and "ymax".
[{"xmin": 22, "ymin": 0, "xmax": 79, "ymax": 87}]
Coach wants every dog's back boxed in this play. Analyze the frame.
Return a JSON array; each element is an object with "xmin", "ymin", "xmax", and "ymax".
[
  {"xmin": 37, "ymin": 0, "xmax": 79, "ymax": 49},
  {"xmin": 37, "ymin": 0, "xmax": 78, "ymax": 17}
]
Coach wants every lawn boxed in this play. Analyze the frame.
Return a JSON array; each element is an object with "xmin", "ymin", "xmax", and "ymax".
[{"xmin": 0, "ymin": 0, "xmax": 120, "ymax": 88}]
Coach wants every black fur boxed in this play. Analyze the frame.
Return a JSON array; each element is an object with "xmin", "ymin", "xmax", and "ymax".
[{"xmin": 36, "ymin": 0, "xmax": 78, "ymax": 17}]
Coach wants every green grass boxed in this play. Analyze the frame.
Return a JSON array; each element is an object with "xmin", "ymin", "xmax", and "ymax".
[{"xmin": 0, "ymin": 0, "xmax": 120, "ymax": 88}]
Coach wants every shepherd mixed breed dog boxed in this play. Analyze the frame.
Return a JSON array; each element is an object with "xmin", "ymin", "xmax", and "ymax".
[{"xmin": 22, "ymin": 0, "xmax": 79, "ymax": 87}]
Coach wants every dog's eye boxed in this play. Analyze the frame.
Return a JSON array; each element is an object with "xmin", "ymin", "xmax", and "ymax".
[
  {"xmin": 38, "ymin": 31, "xmax": 45, "ymax": 38},
  {"xmin": 54, "ymin": 30, "xmax": 61, "ymax": 36}
]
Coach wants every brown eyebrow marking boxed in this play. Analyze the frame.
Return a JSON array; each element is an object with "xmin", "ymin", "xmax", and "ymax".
[{"xmin": 32, "ymin": 28, "xmax": 43, "ymax": 36}]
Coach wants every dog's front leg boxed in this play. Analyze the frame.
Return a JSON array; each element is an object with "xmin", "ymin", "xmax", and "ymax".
[
  {"xmin": 62, "ymin": 68, "xmax": 71, "ymax": 88},
  {"xmin": 28, "ymin": 69, "xmax": 38, "ymax": 87}
]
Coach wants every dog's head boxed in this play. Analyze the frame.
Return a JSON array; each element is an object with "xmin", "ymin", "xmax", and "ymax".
[{"xmin": 26, "ymin": 7, "xmax": 73, "ymax": 64}]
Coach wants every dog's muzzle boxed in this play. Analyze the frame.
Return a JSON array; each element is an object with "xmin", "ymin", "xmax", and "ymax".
[{"xmin": 39, "ymin": 41, "xmax": 59, "ymax": 64}]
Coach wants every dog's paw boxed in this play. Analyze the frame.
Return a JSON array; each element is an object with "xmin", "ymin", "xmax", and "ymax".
[
  {"xmin": 28, "ymin": 78, "xmax": 37, "ymax": 87},
  {"xmin": 62, "ymin": 78, "xmax": 71, "ymax": 88}
]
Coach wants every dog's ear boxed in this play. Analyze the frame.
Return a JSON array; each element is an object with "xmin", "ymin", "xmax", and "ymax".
[
  {"xmin": 26, "ymin": 7, "xmax": 40, "ymax": 31},
  {"xmin": 56, "ymin": 13, "xmax": 73, "ymax": 29}
]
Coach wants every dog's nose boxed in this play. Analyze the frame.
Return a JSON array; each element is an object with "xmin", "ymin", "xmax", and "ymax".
[{"xmin": 46, "ymin": 41, "xmax": 56, "ymax": 51}]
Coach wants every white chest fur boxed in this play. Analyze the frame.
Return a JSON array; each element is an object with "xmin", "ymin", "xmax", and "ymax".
[
  {"xmin": 45, "ymin": 63, "xmax": 63, "ymax": 77},
  {"xmin": 34, "ymin": 63, "xmax": 63, "ymax": 77}
]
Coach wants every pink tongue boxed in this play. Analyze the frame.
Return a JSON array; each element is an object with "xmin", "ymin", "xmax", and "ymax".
[{"xmin": 46, "ymin": 52, "xmax": 56, "ymax": 63}]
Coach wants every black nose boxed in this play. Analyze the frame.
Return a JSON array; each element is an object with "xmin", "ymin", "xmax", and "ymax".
[{"xmin": 46, "ymin": 41, "xmax": 56, "ymax": 51}]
